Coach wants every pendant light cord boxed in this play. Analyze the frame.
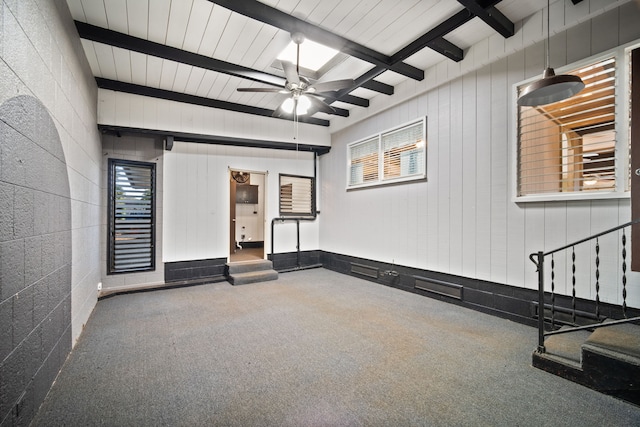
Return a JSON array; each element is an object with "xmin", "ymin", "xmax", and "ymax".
[{"xmin": 545, "ymin": 0, "xmax": 550, "ymax": 69}]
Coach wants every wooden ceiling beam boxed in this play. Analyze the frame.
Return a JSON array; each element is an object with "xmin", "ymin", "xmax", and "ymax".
[
  {"xmin": 457, "ymin": 0, "xmax": 514, "ymax": 38},
  {"xmin": 208, "ymin": 0, "xmax": 425, "ymax": 81}
]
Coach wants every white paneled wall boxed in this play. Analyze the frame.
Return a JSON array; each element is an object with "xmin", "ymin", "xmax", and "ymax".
[
  {"xmin": 322, "ymin": 2, "xmax": 640, "ymax": 308},
  {"xmin": 164, "ymin": 142, "xmax": 319, "ymax": 262},
  {"xmin": 98, "ymin": 90, "xmax": 331, "ymax": 148}
]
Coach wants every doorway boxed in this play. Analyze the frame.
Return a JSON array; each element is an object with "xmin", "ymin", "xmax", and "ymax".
[{"xmin": 229, "ymin": 169, "xmax": 267, "ymax": 262}]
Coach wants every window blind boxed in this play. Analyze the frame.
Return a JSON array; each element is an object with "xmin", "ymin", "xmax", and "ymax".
[
  {"xmin": 108, "ymin": 160, "xmax": 155, "ymax": 274},
  {"xmin": 280, "ymin": 174, "xmax": 314, "ymax": 216},
  {"xmin": 382, "ymin": 122, "xmax": 425, "ymax": 179},
  {"xmin": 349, "ymin": 137, "xmax": 379, "ymax": 185},
  {"xmin": 518, "ymin": 57, "xmax": 616, "ymax": 196}
]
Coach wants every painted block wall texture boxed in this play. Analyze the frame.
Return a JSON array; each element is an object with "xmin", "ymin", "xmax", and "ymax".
[
  {"xmin": 1, "ymin": 0, "xmax": 102, "ymax": 425},
  {"xmin": 100, "ymin": 134, "xmax": 164, "ymax": 292},
  {"xmin": 323, "ymin": 2, "xmax": 640, "ymax": 309},
  {"xmin": 0, "ymin": 95, "xmax": 72, "ymax": 426},
  {"xmin": 163, "ymin": 141, "xmax": 319, "ymax": 262}
]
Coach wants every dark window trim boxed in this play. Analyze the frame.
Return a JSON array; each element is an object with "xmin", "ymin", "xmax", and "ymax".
[
  {"xmin": 107, "ymin": 158, "xmax": 156, "ymax": 275},
  {"xmin": 279, "ymin": 173, "xmax": 316, "ymax": 217}
]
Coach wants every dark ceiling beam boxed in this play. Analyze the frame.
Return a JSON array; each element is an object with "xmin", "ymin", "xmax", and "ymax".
[
  {"xmin": 361, "ymin": 80, "xmax": 394, "ymax": 96},
  {"xmin": 76, "ymin": 21, "xmax": 286, "ymax": 87},
  {"xmin": 208, "ymin": 0, "xmax": 425, "ymax": 81},
  {"xmin": 390, "ymin": 0, "xmax": 512, "ymax": 65},
  {"xmin": 98, "ymin": 125, "xmax": 331, "ymax": 155},
  {"xmin": 390, "ymin": 10, "xmax": 473, "ymax": 64},
  {"xmin": 333, "ymin": 94, "xmax": 369, "ymax": 108},
  {"xmin": 96, "ymin": 78, "xmax": 331, "ymax": 126},
  {"xmin": 75, "ymin": 21, "xmax": 373, "ymax": 107},
  {"xmin": 457, "ymin": 0, "xmax": 514, "ymax": 38}
]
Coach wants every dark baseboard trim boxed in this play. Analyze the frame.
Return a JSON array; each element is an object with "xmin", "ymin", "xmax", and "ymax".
[
  {"xmin": 269, "ymin": 250, "xmax": 322, "ymax": 271},
  {"xmin": 165, "ymin": 257, "xmax": 228, "ymax": 283},
  {"xmin": 320, "ymin": 251, "xmax": 639, "ymax": 328},
  {"xmin": 157, "ymin": 251, "xmax": 637, "ymax": 328}
]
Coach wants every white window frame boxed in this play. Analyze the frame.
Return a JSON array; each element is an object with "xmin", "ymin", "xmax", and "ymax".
[
  {"xmin": 511, "ymin": 43, "xmax": 638, "ymax": 203},
  {"xmin": 346, "ymin": 118, "xmax": 427, "ymax": 190}
]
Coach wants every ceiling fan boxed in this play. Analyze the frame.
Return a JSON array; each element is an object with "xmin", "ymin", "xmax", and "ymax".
[{"xmin": 237, "ymin": 32, "xmax": 354, "ymax": 118}]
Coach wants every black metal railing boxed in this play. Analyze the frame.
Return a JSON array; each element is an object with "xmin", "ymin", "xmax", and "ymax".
[{"xmin": 530, "ymin": 219, "xmax": 640, "ymax": 352}]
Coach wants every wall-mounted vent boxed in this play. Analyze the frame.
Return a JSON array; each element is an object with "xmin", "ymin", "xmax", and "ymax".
[
  {"xmin": 414, "ymin": 276, "xmax": 463, "ymax": 300},
  {"xmin": 351, "ymin": 262, "xmax": 379, "ymax": 279},
  {"xmin": 531, "ymin": 302, "xmax": 602, "ymax": 326}
]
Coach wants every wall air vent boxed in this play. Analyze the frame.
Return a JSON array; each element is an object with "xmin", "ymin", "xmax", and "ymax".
[
  {"xmin": 351, "ymin": 262, "xmax": 379, "ymax": 279},
  {"xmin": 414, "ymin": 276, "xmax": 463, "ymax": 300}
]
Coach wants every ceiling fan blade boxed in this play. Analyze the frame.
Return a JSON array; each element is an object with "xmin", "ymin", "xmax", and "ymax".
[
  {"xmin": 306, "ymin": 94, "xmax": 336, "ymax": 115},
  {"xmin": 281, "ymin": 61, "xmax": 300, "ymax": 86},
  {"xmin": 272, "ymin": 106, "xmax": 284, "ymax": 118},
  {"xmin": 237, "ymin": 87, "xmax": 284, "ymax": 93},
  {"xmin": 309, "ymin": 79, "xmax": 354, "ymax": 93}
]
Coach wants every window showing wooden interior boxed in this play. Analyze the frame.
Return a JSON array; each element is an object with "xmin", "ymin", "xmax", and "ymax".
[
  {"xmin": 348, "ymin": 118, "xmax": 426, "ymax": 189},
  {"xmin": 517, "ymin": 57, "xmax": 616, "ymax": 196}
]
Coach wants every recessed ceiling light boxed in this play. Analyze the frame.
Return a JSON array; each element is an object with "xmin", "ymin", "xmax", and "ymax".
[{"xmin": 277, "ymin": 39, "xmax": 338, "ymax": 72}]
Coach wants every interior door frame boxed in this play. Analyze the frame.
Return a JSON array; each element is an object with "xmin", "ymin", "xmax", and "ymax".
[{"xmin": 228, "ymin": 168, "xmax": 268, "ymax": 261}]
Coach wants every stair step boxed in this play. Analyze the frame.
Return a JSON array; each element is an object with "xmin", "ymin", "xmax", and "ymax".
[
  {"xmin": 227, "ymin": 259, "xmax": 273, "ymax": 275},
  {"xmin": 583, "ymin": 323, "xmax": 640, "ymax": 365},
  {"xmin": 543, "ymin": 327, "xmax": 592, "ymax": 366},
  {"xmin": 228, "ymin": 269, "xmax": 278, "ymax": 286}
]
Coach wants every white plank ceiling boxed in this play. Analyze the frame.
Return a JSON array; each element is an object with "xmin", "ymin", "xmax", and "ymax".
[{"xmin": 66, "ymin": 0, "xmax": 550, "ymax": 126}]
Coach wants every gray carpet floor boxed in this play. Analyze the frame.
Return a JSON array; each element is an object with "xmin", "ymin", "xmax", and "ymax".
[{"xmin": 32, "ymin": 268, "xmax": 640, "ymax": 426}]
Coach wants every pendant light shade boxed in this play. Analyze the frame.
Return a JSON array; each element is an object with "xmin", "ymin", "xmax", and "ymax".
[
  {"xmin": 517, "ymin": 67, "xmax": 585, "ymax": 106},
  {"xmin": 517, "ymin": 0, "xmax": 585, "ymax": 107}
]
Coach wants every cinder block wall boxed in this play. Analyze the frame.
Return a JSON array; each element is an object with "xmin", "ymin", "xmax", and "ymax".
[
  {"xmin": 0, "ymin": 0, "xmax": 102, "ymax": 425},
  {"xmin": 0, "ymin": 96, "xmax": 72, "ymax": 425}
]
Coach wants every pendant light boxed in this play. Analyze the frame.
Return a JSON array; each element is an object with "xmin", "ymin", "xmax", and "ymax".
[{"xmin": 517, "ymin": 0, "xmax": 584, "ymax": 106}]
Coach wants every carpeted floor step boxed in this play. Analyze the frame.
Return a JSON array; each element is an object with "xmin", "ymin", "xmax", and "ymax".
[
  {"xmin": 228, "ymin": 269, "xmax": 278, "ymax": 285},
  {"xmin": 227, "ymin": 259, "xmax": 274, "ymax": 275},
  {"xmin": 583, "ymin": 323, "xmax": 640, "ymax": 365},
  {"xmin": 542, "ymin": 326, "xmax": 592, "ymax": 366}
]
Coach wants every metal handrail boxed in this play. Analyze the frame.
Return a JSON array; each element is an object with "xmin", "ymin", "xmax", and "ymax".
[
  {"xmin": 529, "ymin": 218, "xmax": 640, "ymax": 263},
  {"xmin": 529, "ymin": 218, "xmax": 640, "ymax": 352}
]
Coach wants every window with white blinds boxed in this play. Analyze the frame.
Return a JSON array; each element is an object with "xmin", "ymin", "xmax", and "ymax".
[
  {"xmin": 280, "ymin": 174, "xmax": 315, "ymax": 216},
  {"xmin": 349, "ymin": 137, "xmax": 379, "ymax": 186},
  {"xmin": 348, "ymin": 118, "xmax": 426, "ymax": 188},
  {"xmin": 108, "ymin": 159, "xmax": 155, "ymax": 274},
  {"xmin": 517, "ymin": 57, "xmax": 617, "ymax": 196},
  {"xmin": 382, "ymin": 121, "xmax": 425, "ymax": 180}
]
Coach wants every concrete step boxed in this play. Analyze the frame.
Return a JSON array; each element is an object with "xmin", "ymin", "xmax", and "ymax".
[
  {"xmin": 542, "ymin": 327, "xmax": 592, "ymax": 367},
  {"xmin": 533, "ymin": 322, "xmax": 640, "ymax": 405},
  {"xmin": 583, "ymin": 323, "xmax": 640, "ymax": 366},
  {"xmin": 226, "ymin": 259, "xmax": 273, "ymax": 275},
  {"xmin": 228, "ymin": 269, "xmax": 278, "ymax": 286}
]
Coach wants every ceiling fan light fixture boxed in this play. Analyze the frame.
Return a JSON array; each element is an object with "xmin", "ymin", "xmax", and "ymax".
[
  {"xmin": 518, "ymin": 67, "xmax": 585, "ymax": 106},
  {"xmin": 281, "ymin": 95, "xmax": 311, "ymax": 115}
]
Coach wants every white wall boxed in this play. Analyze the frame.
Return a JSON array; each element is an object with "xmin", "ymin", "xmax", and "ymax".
[
  {"xmin": 322, "ymin": 1, "xmax": 640, "ymax": 308},
  {"xmin": 164, "ymin": 142, "xmax": 319, "ymax": 262},
  {"xmin": 0, "ymin": 0, "xmax": 102, "ymax": 343},
  {"xmin": 98, "ymin": 90, "xmax": 331, "ymax": 148}
]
